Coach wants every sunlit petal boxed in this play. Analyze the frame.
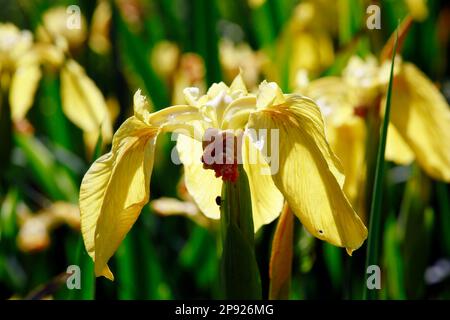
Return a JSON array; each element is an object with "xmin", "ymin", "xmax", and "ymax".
[
  {"xmin": 9, "ymin": 63, "xmax": 41, "ymax": 120},
  {"xmin": 60, "ymin": 59, "xmax": 110, "ymax": 137},
  {"xmin": 242, "ymin": 134, "xmax": 284, "ymax": 230},
  {"xmin": 176, "ymin": 127, "xmax": 222, "ymax": 220},
  {"xmin": 327, "ymin": 117, "xmax": 366, "ymax": 204},
  {"xmin": 247, "ymin": 96, "xmax": 367, "ymax": 252},
  {"xmin": 256, "ymin": 81, "xmax": 286, "ymax": 110},
  {"xmin": 385, "ymin": 123, "xmax": 415, "ymax": 165},
  {"xmin": 79, "ymin": 117, "xmax": 158, "ymax": 279},
  {"xmin": 389, "ymin": 63, "xmax": 450, "ymax": 181}
]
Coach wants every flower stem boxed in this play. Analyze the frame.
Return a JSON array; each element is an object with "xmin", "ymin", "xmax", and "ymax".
[{"xmin": 219, "ymin": 165, "xmax": 262, "ymax": 299}]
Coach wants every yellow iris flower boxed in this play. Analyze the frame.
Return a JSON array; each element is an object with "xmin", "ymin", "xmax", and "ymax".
[
  {"xmin": 302, "ymin": 55, "xmax": 450, "ymax": 208},
  {"xmin": 0, "ymin": 23, "xmax": 41, "ymax": 121},
  {"xmin": 277, "ymin": 0, "xmax": 336, "ymax": 87},
  {"xmin": 0, "ymin": 22, "xmax": 113, "ymax": 152},
  {"xmin": 79, "ymin": 74, "xmax": 367, "ymax": 280}
]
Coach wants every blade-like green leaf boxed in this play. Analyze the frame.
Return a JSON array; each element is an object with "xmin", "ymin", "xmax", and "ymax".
[
  {"xmin": 363, "ymin": 30, "xmax": 398, "ymax": 300},
  {"xmin": 220, "ymin": 165, "xmax": 261, "ymax": 299}
]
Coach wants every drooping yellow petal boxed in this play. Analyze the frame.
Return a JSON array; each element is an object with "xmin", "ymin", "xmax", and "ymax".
[
  {"xmin": 326, "ymin": 117, "xmax": 366, "ymax": 204},
  {"xmin": 385, "ymin": 123, "xmax": 415, "ymax": 165},
  {"xmin": 269, "ymin": 203, "xmax": 294, "ymax": 300},
  {"xmin": 302, "ymin": 77, "xmax": 366, "ymax": 218},
  {"xmin": 79, "ymin": 116, "xmax": 158, "ymax": 279},
  {"xmin": 247, "ymin": 95, "xmax": 367, "ymax": 252},
  {"xmin": 9, "ymin": 63, "xmax": 41, "ymax": 121},
  {"xmin": 176, "ymin": 126, "xmax": 222, "ymax": 220},
  {"xmin": 389, "ymin": 63, "xmax": 450, "ymax": 181},
  {"xmin": 242, "ymin": 133, "xmax": 284, "ymax": 231},
  {"xmin": 60, "ymin": 59, "xmax": 112, "ymax": 139}
]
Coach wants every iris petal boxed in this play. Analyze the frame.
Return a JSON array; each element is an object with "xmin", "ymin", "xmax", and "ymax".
[
  {"xmin": 79, "ymin": 116, "xmax": 158, "ymax": 279},
  {"xmin": 389, "ymin": 63, "xmax": 450, "ymax": 181},
  {"xmin": 247, "ymin": 95, "xmax": 367, "ymax": 252}
]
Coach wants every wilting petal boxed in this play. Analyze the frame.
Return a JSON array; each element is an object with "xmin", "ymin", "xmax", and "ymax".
[
  {"xmin": 242, "ymin": 134, "xmax": 284, "ymax": 230},
  {"xmin": 9, "ymin": 63, "xmax": 41, "ymax": 120},
  {"xmin": 389, "ymin": 63, "xmax": 450, "ymax": 181},
  {"xmin": 60, "ymin": 59, "xmax": 110, "ymax": 136},
  {"xmin": 386, "ymin": 123, "xmax": 415, "ymax": 165},
  {"xmin": 176, "ymin": 128, "xmax": 222, "ymax": 220},
  {"xmin": 79, "ymin": 117, "xmax": 158, "ymax": 279},
  {"xmin": 247, "ymin": 96, "xmax": 367, "ymax": 252}
]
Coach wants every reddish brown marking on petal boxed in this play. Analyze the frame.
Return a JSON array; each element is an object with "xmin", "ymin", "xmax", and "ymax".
[
  {"xmin": 353, "ymin": 105, "xmax": 368, "ymax": 118},
  {"xmin": 201, "ymin": 130, "xmax": 239, "ymax": 183}
]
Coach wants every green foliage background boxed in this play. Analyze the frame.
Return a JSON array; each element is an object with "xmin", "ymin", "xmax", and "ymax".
[{"xmin": 0, "ymin": 0, "xmax": 449, "ymax": 299}]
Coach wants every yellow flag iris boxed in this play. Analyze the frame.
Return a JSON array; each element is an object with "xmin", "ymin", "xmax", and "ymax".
[
  {"xmin": 79, "ymin": 74, "xmax": 367, "ymax": 280},
  {"xmin": 0, "ymin": 23, "xmax": 41, "ymax": 121},
  {"xmin": 302, "ymin": 56, "xmax": 450, "ymax": 207},
  {"xmin": 0, "ymin": 23, "xmax": 113, "ymax": 152}
]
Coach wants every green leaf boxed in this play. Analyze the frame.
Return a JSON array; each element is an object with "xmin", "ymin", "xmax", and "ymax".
[
  {"xmin": 437, "ymin": 183, "xmax": 450, "ymax": 256},
  {"xmin": 39, "ymin": 72, "xmax": 73, "ymax": 152},
  {"xmin": 383, "ymin": 214, "xmax": 406, "ymax": 299},
  {"xmin": 338, "ymin": 0, "xmax": 364, "ymax": 46},
  {"xmin": 116, "ymin": 233, "xmax": 139, "ymax": 299},
  {"xmin": 190, "ymin": 0, "xmax": 222, "ymax": 85},
  {"xmin": 363, "ymin": 29, "xmax": 398, "ymax": 300},
  {"xmin": 91, "ymin": 130, "xmax": 103, "ymax": 162},
  {"xmin": 0, "ymin": 87, "xmax": 13, "ymax": 176},
  {"xmin": 323, "ymin": 243, "xmax": 343, "ymax": 293},
  {"xmin": 65, "ymin": 235, "xmax": 96, "ymax": 300},
  {"xmin": 113, "ymin": 4, "xmax": 169, "ymax": 109},
  {"xmin": 14, "ymin": 133, "xmax": 78, "ymax": 202},
  {"xmin": 250, "ymin": 1, "xmax": 277, "ymax": 49},
  {"xmin": 0, "ymin": 188, "xmax": 19, "ymax": 243},
  {"xmin": 220, "ymin": 165, "xmax": 261, "ymax": 299}
]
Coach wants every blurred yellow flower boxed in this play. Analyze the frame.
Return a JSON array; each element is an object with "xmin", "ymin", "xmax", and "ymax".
[
  {"xmin": 151, "ymin": 41, "xmax": 180, "ymax": 80},
  {"xmin": 277, "ymin": 0, "xmax": 336, "ymax": 88},
  {"xmin": 150, "ymin": 176, "xmax": 216, "ymax": 229},
  {"xmin": 302, "ymin": 55, "xmax": 450, "ymax": 206},
  {"xmin": 37, "ymin": 6, "xmax": 87, "ymax": 50},
  {"xmin": 0, "ymin": 23, "xmax": 41, "ymax": 121},
  {"xmin": 0, "ymin": 22, "xmax": 113, "ymax": 153},
  {"xmin": 16, "ymin": 202, "xmax": 80, "ymax": 253},
  {"xmin": 89, "ymin": 0, "xmax": 112, "ymax": 54},
  {"xmin": 60, "ymin": 59, "xmax": 113, "ymax": 151},
  {"xmin": 405, "ymin": 0, "xmax": 429, "ymax": 21},
  {"xmin": 79, "ymin": 74, "xmax": 367, "ymax": 280},
  {"xmin": 172, "ymin": 53, "xmax": 206, "ymax": 105},
  {"xmin": 219, "ymin": 39, "xmax": 264, "ymax": 90}
]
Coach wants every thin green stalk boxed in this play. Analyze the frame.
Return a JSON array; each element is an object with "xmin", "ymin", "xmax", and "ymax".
[
  {"xmin": 363, "ymin": 31, "xmax": 398, "ymax": 300},
  {"xmin": 250, "ymin": 1, "xmax": 277, "ymax": 49},
  {"xmin": 67, "ymin": 236, "xmax": 95, "ymax": 300},
  {"xmin": 437, "ymin": 182, "xmax": 450, "ymax": 256},
  {"xmin": 220, "ymin": 165, "xmax": 261, "ymax": 299},
  {"xmin": 191, "ymin": 0, "xmax": 222, "ymax": 85},
  {"xmin": 67, "ymin": 132, "xmax": 102, "ymax": 300}
]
